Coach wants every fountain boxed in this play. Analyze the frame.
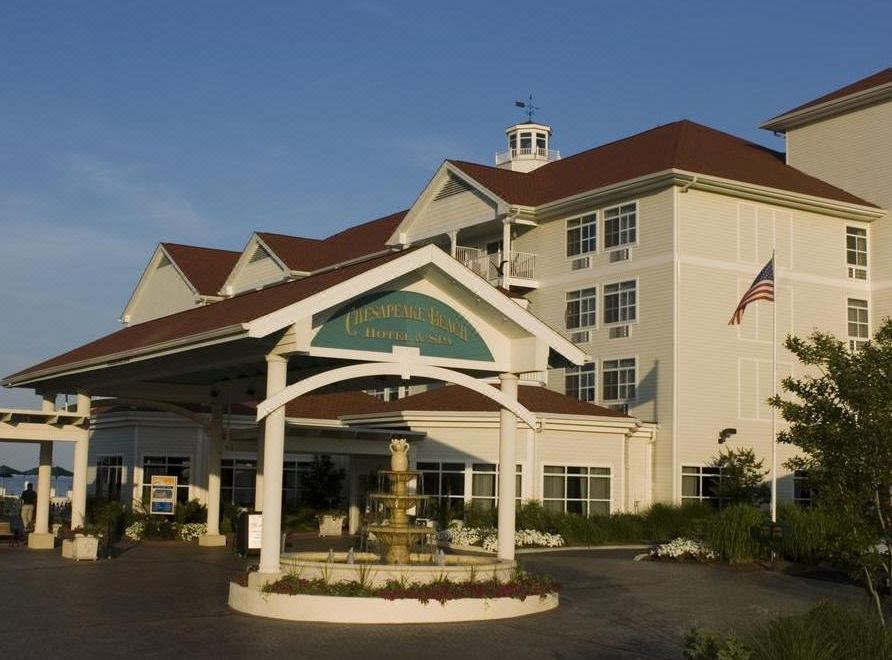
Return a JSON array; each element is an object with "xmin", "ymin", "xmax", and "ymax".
[{"xmin": 366, "ymin": 437, "xmax": 434, "ymax": 564}]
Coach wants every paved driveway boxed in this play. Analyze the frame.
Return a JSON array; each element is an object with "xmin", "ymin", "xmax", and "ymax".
[{"xmin": 0, "ymin": 543, "xmax": 867, "ymax": 660}]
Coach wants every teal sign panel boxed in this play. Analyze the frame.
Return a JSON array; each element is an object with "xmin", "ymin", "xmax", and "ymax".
[{"xmin": 312, "ymin": 290, "xmax": 494, "ymax": 361}]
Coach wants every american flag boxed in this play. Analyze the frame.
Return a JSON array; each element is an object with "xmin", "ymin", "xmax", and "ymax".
[{"xmin": 728, "ymin": 257, "xmax": 774, "ymax": 325}]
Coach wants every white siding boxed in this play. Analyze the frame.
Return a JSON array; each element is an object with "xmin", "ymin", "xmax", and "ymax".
[{"xmin": 128, "ymin": 259, "xmax": 199, "ymax": 324}]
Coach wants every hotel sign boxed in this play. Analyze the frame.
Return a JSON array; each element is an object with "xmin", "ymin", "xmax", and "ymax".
[{"xmin": 312, "ymin": 290, "xmax": 493, "ymax": 361}]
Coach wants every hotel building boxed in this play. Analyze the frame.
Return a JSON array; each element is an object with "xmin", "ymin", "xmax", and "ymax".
[{"xmin": 3, "ymin": 69, "xmax": 891, "ymax": 545}]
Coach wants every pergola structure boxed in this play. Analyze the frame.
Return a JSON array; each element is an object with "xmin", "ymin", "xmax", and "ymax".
[
  {"xmin": 3, "ymin": 245, "xmax": 587, "ymax": 573},
  {"xmin": 0, "ymin": 399, "xmax": 90, "ymax": 548}
]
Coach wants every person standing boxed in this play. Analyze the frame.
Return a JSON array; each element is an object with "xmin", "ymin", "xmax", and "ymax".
[{"xmin": 20, "ymin": 482, "xmax": 37, "ymax": 533}]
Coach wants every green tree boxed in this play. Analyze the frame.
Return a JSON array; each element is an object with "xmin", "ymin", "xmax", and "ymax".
[
  {"xmin": 710, "ymin": 447, "xmax": 769, "ymax": 508},
  {"xmin": 302, "ymin": 455, "xmax": 346, "ymax": 510},
  {"xmin": 769, "ymin": 318, "xmax": 892, "ymax": 624}
]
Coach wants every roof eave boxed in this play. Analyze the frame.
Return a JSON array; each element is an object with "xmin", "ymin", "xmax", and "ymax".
[{"xmin": 761, "ymin": 82, "xmax": 892, "ymax": 132}]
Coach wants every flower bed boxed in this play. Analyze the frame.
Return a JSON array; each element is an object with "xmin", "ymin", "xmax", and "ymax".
[
  {"xmin": 124, "ymin": 520, "xmax": 207, "ymax": 542},
  {"xmin": 439, "ymin": 522, "xmax": 564, "ymax": 552},
  {"xmin": 262, "ymin": 572, "xmax": 560, "ymax": 604},
  {"xmin": 651, "ymin": 537, "xmax": 717, "ymax": 561}
]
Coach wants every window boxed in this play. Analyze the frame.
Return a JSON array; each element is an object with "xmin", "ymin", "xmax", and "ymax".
[
  {"xmin": 846, "ymin": 226, "xmax": 867, "ymax": 279},
  {"xmin": 95, "ymin": 456, "xmax": 123, "ymax": 502},
  {"xmin": 142, "ymin": 455, "xmax": 191, "ymax": 504},
  {"xmin": 604, "ymin": 280, "xmax": 637, "ymax": 324},
  {"xmin": 565, "ymin": 288, "xmax": 597, "ymax": 330},
  {"xmin": 470, "ymin": 463, "xmax": 523, "ymax": 509},
  {"xmin": 519, "ymin": 132, "xmax": 532, "ymax": 152},
  {"xmin": 417, "ymin": 461, "xmax": 465, "ymax": 515},
  {"xmin": 681, "ymin": 466, "xmax": 721, "ymax": 504},
  {"xmin": 535, "ymin": 132, "xmax": 547, "ymax": 153},
  {"xmin": 847, "ymin": 298, "xmax": 869, "ymax": 350},
  {"xmin": 565, "ymin": 363, "xmax": 596, "ymax": 401},
  {"xmin": 566, "ymin": 214, "xmax": 597, "ymax": 257},
  {"xmin": 221, "ymin": 458, "xmax": 256, "ymax": 507},
  {"xmin": 543, "ymin": 466, "xmax": 611, "ymax": 516},
  {"xmin": 604, "ymin": 203, "xmax": 637, "ymax": 249},
  {"xmin": 283, "ymin": 460, "xmax": 312, "ymax": 507},
  {"xmin": 602, "ymin": 358, "xmax": 636, "ymax": 406},
  {"xmin": 793, "ymin": 470, "xmax": 813, "ymax": 507},
  {"xmin": 366, "ymin": 386, "xmax": 409, "ymax": 401}
]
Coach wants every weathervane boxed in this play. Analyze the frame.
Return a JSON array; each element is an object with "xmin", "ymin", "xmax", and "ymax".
[{"xmin": 514, "ymin": 95, "xmax": 540, "ymax": 122}]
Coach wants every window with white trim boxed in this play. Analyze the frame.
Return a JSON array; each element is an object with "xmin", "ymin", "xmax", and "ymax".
[
  {"xmin": 602, "ymin": 358, "xmax": 636, "ymax": 410},
  {"xmin": 566, "ymin": 214, "xmax": 597, "ymax": 257},
  {"xmin": 565, "ymin": 288, "xmax": 597, "ymax": 330},
  {"xmin": 142, "ymin": 455, "xmax": 191, "ymax": 504},
  {"xmin": 96, "ymin": 455, "xmax": 123, "ymax": 502},
  {"xmin": 417, "ymin": 461, "xmax": 465, "ymax": 513},
  {"xmin": 470, "ymin": 463, "xmax": 523, "ymax": 509},
  {"xmin": 681, "ymin": 466, "xmax": 721, "ymax": 504},
  {"xmin": 846, "ymin": 226, "xmax": 867, "ymax": 279},
  {"xmin": 793, "ymin": 470, "xmax": 813, "ymax": 507},
  {"xmin": 604, "ymin": 203, "xmax": 637, "ymax": 249},
  {"xmin": 604, "ymin": 280, "xmax": 637, "ymax": 324},
  {"xmin": 543, "ymin": 466, "xmax": 611, "ymax": 516},
  {"xmin": 565, "ymin": 363, "xmax": 596, "ymax": 402},
  {"xmin": 283, "ymin": 460, "xmax": 312, "ymax": 507},
  {"xmin": 221, "ymin": 458, "xmax": 256, "ymax": 507},
  {"xmin": 847, "ymin": 298, "xmax": 869, "ymax": 351}
]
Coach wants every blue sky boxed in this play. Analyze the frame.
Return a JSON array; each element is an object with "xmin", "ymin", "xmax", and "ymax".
[{"xmin": 0, "ymin": 0, "xmax": 889, "ymax": 468}]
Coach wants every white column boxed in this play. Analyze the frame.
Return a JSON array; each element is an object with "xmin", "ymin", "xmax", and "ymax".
[
  {"xmin": 34, "ymin": 441, "xmax": 53, "ymax": 534},
  {"xmin": 258, "ymin": 354, "xmax": 287, "ymax": 576},
  {"xmin": 501, "ymin": 220, "xmax": 513, "ymax": 288},
  {"xmin": 199, "ymin": 400, "xmax": 226, "ymax": 546},
  {"xmin": 254, "ymin": 428, "xmax": 265, "ymax": 512},
  {"xmin": 497, "ymin": 373, "xmax": 518, "ymax": 561},
  {"xmin": 70, "ymin": 393, "xmax": 91, "ymax": 530},
  {"xmin": 347, "ymin": 457, "xmax": 360, "ymax": 535},
  {"xmin": 448, "ymin": 230, "xmax": 458, "ymax": 258}
]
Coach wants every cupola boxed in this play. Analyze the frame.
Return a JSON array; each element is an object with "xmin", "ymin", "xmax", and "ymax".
[{"xmin": 495, "ymin": 121, "xmax": 559, "ymax": 173}]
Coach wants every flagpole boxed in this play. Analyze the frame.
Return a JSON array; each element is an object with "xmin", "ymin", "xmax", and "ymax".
[{"xmin": 771, "ymin": 249, "xmax": 777, "ymax": 524}]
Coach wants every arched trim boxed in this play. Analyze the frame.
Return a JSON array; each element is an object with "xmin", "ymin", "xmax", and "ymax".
[{"xmin": 256, "ymin": 363, "xmax": 538, "ymax": 430}]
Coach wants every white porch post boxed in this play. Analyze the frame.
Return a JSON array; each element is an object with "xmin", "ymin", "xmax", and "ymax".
[
  {"xmin": 497, "ymin": 373, "xmax": 518, "ymax": 561},
  {"xmin": 70, "ymin": 393, "xmax": 91, "ymax": 530},
  {"xmin": 448, "ymin": 230, "xmax": 458, "ymax": 258},
  {"xmin": 258, "ymin": 354, "xmax": 288, "ymax": 577},
  {"xmin": 199, "ymin": 400, "xmax": 226, "ymax": 546},
  {"xmin": 254, "ymin": 428, "xmax": 265, "ymax": 512},
  {"xmin": 501, "ymin": 220, "xmax": 512, "ymax": 289},
  {"xmin": 29, "ymin": 393, "xmax": 56, "ymax": 549}
]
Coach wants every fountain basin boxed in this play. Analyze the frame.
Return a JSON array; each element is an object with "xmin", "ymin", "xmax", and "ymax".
[
  {"xmin": 278, "ymin": 551, "xmax": 517, "ymax": 587},
  {"xmin": 228, "ymin": 582, "xmax": 558, "ymax": 624}
]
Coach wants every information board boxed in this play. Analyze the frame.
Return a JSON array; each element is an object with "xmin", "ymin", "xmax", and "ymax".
[
  {"xmin": 247, "ymin": 513, "xmax": 263, "ymax": 550},
  {"xmin": 149, "ymin": 475, "xmax": 177, "ymax": 515}
]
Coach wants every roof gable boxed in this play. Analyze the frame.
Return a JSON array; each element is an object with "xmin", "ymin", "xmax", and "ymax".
[{"xmin": 159, "ymin": 243, "xmax": 240, "ymax": 296}]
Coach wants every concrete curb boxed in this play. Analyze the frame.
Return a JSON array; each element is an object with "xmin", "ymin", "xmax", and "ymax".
[{"xmin": 228, "ymin": 582, "xmax": 559, "ymax": 624}]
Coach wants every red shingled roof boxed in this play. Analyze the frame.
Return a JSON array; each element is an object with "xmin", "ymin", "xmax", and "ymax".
[
  {"xmin": 382, "ymin": 384, "xmax": 629, "ymax": 418},
  {"xmin": 5, "ymin": 248, "xmax": 414, "ymax": 383},
  {"xmin": 160, "ymin": 243, "xmax": 240, "ymax": 296},
  {"xmin": 284, "ymin": 391, "xmax": 388, "ymax": 419},
  {"xmin": 449, "ymin": 120, "xmax": 874, "ymax": 207},
  {"xmin": 773, "ymin": 68, "xmax": 892, "ymax": 118},
  {"xmin": 257, "ymin": 210, "xmax": 407, "ymax": 272}
]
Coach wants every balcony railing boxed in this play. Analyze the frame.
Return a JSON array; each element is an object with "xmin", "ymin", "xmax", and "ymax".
[
  {"xmin": 455, "ymin": 246, "xmax": 537, "ymax": 284},
  {"xmin": 495, "ymin": 147, "xmax": 561, "ymax": 166}
]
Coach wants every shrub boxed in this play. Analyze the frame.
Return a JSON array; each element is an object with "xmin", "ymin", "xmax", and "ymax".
[
  {"xmin": 776, "ymin": 504, "xmax": 838, "ymax": 565},
  {"xmin": 643, "ymin": 502, "xmax": 714, "ymax": 543},
  {"xmin": 710, "ymin": 447, "xmax": 770, "ymax": 508},
  {"xmin": 463, "ymin": 501, "xmax": 498, "ymax": 529},
  {"xmin": 685, "ymin": 603, "xmax": 892, "ymax": 660},
  {"xmin": 706, "ymin": 504, "xmax": 764, "ymax": 563},
  {"xmin": 602, "ymin": 512, "xmax": 647, "ymax": 543},
  {"xmin": 174, "ymin": 499, "xmax": 207, "ymax": 524}
]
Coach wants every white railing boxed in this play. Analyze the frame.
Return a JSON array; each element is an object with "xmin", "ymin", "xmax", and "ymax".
[
  {"xmin": 495, "ymin": 148, "xmax": 561, "ymax": 166},
  {"xmin": 455, "ymin": 247, "xmax": 537, "ymax": 283}
]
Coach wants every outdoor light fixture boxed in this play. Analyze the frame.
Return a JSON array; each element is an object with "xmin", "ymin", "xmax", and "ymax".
[{"xmin": 718, "ymin": 428, "xmax": 737, "ymax": 444}]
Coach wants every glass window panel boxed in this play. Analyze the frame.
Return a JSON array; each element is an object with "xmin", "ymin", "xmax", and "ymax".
[
  {"xmin": 543, "ymin": 475, "xmax": 564, "ymax": 499},
  {"xmin": 589, "ymin": 501, "xmax": 610, "ymax": 517},
  {"xmin": 589, "ymin": 477, "xmax": 611, "ymax": 500},
  {"xmin": 472, "ymin": 474, "xmax": 496, "ymax": 498}
]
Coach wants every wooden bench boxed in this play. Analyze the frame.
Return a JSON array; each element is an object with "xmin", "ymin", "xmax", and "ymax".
[{"xmin": 0, "ymin": 520, "xmax": 19, "ymax": 546}]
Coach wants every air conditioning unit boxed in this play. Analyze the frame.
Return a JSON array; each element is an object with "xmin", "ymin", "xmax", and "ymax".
[
  {"xmin": 609, "ymin": 325, "xmax": 629, "ymax": 339},
  {"xmin": 609, "ymin": 248, "xmax": 630, "ymax": 263},
  {"xmin": 569, "ymin": 331, "xmax": 590, "ymax": 344},
  {"xmin": 571, "ymin": 256, "xmax": 590, "ymax": 271},
  {"xmin": 848, "ymin": 267, "xmax": 867, "ymax": 280}
]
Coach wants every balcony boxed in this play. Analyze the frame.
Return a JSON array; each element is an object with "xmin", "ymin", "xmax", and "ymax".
[
  {"xmin": 455, "ymin": 246, "xmax": 539, "ymax": 288},
  {"xmin": 495, "ymin": 147, "xmax": 561, "ymax": 166}
]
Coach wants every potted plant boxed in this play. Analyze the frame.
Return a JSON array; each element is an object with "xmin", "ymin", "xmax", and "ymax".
[
  {"xmin": 60, "ymin": 525, "xmax": 101, "ymax": 561},
  {"xmin": 317, "ymin": 511, "xmax": 346, "ymax": 537}
]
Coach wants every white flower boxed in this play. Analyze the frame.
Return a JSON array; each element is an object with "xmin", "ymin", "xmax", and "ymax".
[
  {"xmin": 653, "ymin": 537, "xmax": 717, "ymax": 561},
  {"xmin": 441, "ymin": 525, "xmax": 564, "ymax": 551},
  {"xmin": 177, "ymin": 522, "xmax": 207, "ymax": 542},
  {"xmin": 124, "ymin": 521, "xmax": 145, "ymax": 542}
]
